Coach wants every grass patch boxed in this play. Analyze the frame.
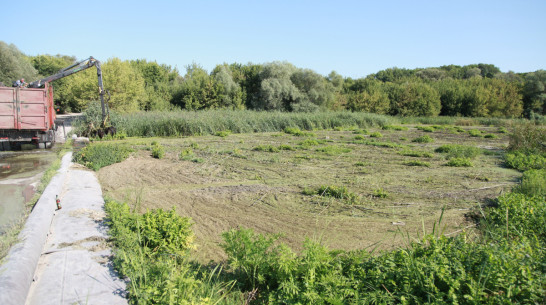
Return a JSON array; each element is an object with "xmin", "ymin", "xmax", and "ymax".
[
  {"xmin": 215, "ymin": 130, "xmax": 232, "ymax": 137},
  {"xmin": 382, "ymin": 125, "xmax": 409, "ymax": 131},
  {"xmin": 416, "ymin": 125, "xmax": 435, "ymax": 132},
  {"xmin": 73, "ymin": 143, "xmax": 133, "ymax": 171},
  {"xmin": 468, "ymin": 129, "xmax": 482, "ymax": 137},
  {"xmin": 253, "ymin": 144, "xmax": 280, "ymax": 153},
  {"xmin": 372, "ymin": 188, "xmax": 389, "ymax": 198},
  {"xmin": 412, "ymin": 135, "xmax": 434, "ymax": 143},
  {"xmin": 399, "ymin": 149, "xmax": 434, "ymax": 158},
  {"xmin": 316, "ymin": 145, "xmax": 351, "ymax": 155},
  {"xmin": 484, "ymin": 133, "xmax": 498, "ymax": 139},
  {"xmin": 435, "ymin": 144, "xmax": 481, "ymax": 159},
  {"xmin": 446, "ymin": 157, "xmax": 473, "ymax": 167},
  {"xmin": 369, "ymin": 131, "xmax": 383, "ymax": 138}
]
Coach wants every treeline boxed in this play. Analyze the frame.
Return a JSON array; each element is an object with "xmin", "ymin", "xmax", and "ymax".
[{"xmin": 1, "ymin": 41, "xmax": 545, "ymax": 117}]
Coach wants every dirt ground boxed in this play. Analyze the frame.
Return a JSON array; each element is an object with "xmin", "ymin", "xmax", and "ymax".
[{"xmin": 98, "ymin": 126, "xmax": 520, "ymax": 262}]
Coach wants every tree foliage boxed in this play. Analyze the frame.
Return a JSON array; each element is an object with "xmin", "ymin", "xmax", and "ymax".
[{"xmin": 0, "ymin": 42, "xmax": 38, "ymax": 85}]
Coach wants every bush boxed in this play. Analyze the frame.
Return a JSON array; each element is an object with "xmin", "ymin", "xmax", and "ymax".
[
  {"xmin": 485, "ymin": 192, "xmax": 546, "ymax": 242},
  {"xmin": 435, "ymin": 144, "xmax": 481, "ymax": 159},
  {"xmin": 412, "ymin": 135, "xmax": 434, "ymax": 143},
  {"xmin": 299, "ymin": 138, "xmax": 321, "ymax": 149},
  {"xmin": 508, "ymin": 122, "xmax": 546, "ymax": 154},
  {"xmin": 505, "ymin": 151, "xmax": 546, "ymax": 171},
  {"xmin": 416, "ymin": 125, "xmax": 435, "ymax": 132},
  {"xmin": 73, "ymin": 143, "xmax": 133, "ymax": 171},
  {"xmin": 372, "ymin": 188, "xmax": 389, "ymax": 198},
  {"xmin": 514, "ymin": 169, "xmax": 546, "ymax": 197},
  {"xmin": 369, "ymin": 131, "xmax": 383, "ymax": 138},
  {"xmin": 468, "ymin": 129, "xmax": 482, "ymax": 137},
  {"xmin": 215, "ymin": 130, "xmax": 232, "ymax": 137},
  {"xmin": 484, "ymin": 133, "xmax": 498, "ymax": 139},
  {"xmin": 317, "ymin": 185, "xmax": 357, "ymax": 201},
  {"xmin": 253, "ymin": 144, "xmax": 279, "ymax": 152},
  {"xmin": 151, "ymin": 143, "xmax": 165, "ymax": 159}
]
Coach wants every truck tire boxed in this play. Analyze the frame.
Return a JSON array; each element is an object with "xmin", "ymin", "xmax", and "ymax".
[{"xmin": 38, "ymin": 143, "xmax": 46, "ymax": 149}]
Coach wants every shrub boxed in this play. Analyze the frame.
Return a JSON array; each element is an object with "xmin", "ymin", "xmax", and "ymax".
[
  {"xmin": 446, "ymin": 157, "xmax": 473, "ymax": 167},
  {"xmin": 299, "ymin": 138, "xmax": 321, "ymax": 149},
  {"xmin": 152, "ymin": 144, "xmax": 165, "ymax": 159},
  {"xmin": 215, "ymin": 130, "xmax": 231, "ymax": 137},
  {"xmin": 253, "ymin": 145, "xmax": 279, "ymax": 152},
  {"xmin": 416, "ymin": 126, "xmax": 435, "ymax": 132},
  {"xmin": 485, "ymin": 192, "xmax": 546, "ymax": 242},
  {"xmin": 468, "ymin": 129, "xmax": 482, "ymax": 137},
  {"xmin": 435, "ymin": 144, "xmax": 481, "ymax": 159},
  {"xmin": 505, "ymin": 151, "xmax": 546, "ymax": 171},
  {"xmin": 353, "ymin": 135, "xmax": 365, "ymax": 140},
  {"xmin": 316, "ymin": 185, "xmax": 358, "ymax": 203},
  {"xmin": 278, "ymin": 144, "xmax": 295, "ymax": 151},
  {"xmin": 369, "ymin": 131, "xmax": 383, "ymax": 138},
  {"xmin": 412, "ymin": 135, "xmax": 434, "ymax": 143},
  {"xmin": 514, "ymin": 169, "xmax": 546, "ymax": 197},
  {"xmin": 484, "ymin": 133, "xmax": 498, "ymax": 139},
  {"xmin": 353, "ymin": 129, "xmax": 369, "ymax": 135},
  {"xmin": 73, "ymin": 143, "xmax": 133, "ymax": 171},
  {"xmin": 179, "ymin": 148, "xmax": 194, "ymax": 160},
  {"xmin": 372, "ymin": 188, "xmax": 388, "ymax": 198},
  {"xmin": 508, "ymin": 122, "xmax": 546, "ymax": 154}
]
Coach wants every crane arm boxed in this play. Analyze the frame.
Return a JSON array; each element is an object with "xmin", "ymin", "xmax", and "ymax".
[{"xmin": 28, "ymin": 56, "xmax": 108, "ymax": 123}]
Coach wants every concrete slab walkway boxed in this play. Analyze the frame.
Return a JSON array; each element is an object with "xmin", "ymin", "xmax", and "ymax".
[{"xmin": 0, "ymin": 152, "xmax": 127, "ymax": 305}]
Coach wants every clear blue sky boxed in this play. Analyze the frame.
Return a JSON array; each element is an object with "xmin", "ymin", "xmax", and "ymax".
[{"xmin": 2, "ymin": 0, "xmax": 545, "ymax": 78}]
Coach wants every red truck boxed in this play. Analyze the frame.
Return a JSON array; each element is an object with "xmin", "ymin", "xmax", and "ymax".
[
  {"xmin": 0, "ymin": 57, "xmax": 110, "ymax": 151},
  {"xmin": 0, "ymin": 84, "xmax": 56, "ymax": 150}
]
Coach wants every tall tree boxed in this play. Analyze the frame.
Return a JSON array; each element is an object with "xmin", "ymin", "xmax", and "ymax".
[{"xmin": 0, "ymin": 41, "xmax": 38, "ymax": 85}]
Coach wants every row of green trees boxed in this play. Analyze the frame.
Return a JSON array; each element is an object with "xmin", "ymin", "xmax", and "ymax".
[{"xmin": 1, "ymin": 41, "xmax": 544, "ymax": 117}]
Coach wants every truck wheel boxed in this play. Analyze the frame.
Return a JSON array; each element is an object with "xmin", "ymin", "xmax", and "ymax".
[
  {"xmin": 45, "ymin": 142, "xmax": 53, "ymax": 149},
  {"xmin": 38, "ymin": 143, "xmax": 46, "ymax": 149}
]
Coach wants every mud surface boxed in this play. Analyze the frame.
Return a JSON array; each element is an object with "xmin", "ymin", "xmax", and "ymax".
[{"xmin": 98, "ymin": 128, "xmax": 518, "ymax": 262}]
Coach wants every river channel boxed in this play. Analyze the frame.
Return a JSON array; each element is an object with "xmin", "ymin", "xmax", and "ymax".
[{"xmin": 0, "ymin": 150, "xmax": 57, "ymax": 233}]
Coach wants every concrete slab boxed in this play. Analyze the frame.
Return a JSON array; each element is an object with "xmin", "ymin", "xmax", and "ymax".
[{"xmin": 25, "ymin": 164, "xmax": 127, "ymax": 305}]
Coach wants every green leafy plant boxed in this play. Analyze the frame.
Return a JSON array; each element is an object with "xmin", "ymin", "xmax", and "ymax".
[
  {"xmin": 468, "ymin": 129, "xmax": 482, "ymax": 137},
  {"xmin": 369, "ymin": 131, "xmax": 383, "ymax": 138},
  {"xmin": 253, "ymin": 144, "xmax": 280, "ymax": 152},
  {"xmin": 372, "ymin": 188, "xmax": 389, "ymax": 198},
  {"xmin": 435, "ymin": 144, "xmax": 481, "ymax": 159},
  {"xmin": 215, "ymin": 130, "xmax": 232, "ymax": 137},
  {"xmin": 484, "ymin": 133, "xmax": 498, "ymax": 139},
  {"xmin": 152, "ymin": 143, "xmax": 165, "ymax": 159},
  {"xmin": 73, "ymin": 143, "xmax": 133, "ymax": 171},
  {"xmin": 416, "ymin": 125, "xmax": 435, "ymax": 132},
  {"xmin": 446, "ymin": 157, "xmax": 473, "ymax": 167}
]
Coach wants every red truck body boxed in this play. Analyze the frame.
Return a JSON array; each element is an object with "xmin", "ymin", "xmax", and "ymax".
[{"xmin": 0, "ymin": 84, "xmax": 56, "ymax": 150}]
